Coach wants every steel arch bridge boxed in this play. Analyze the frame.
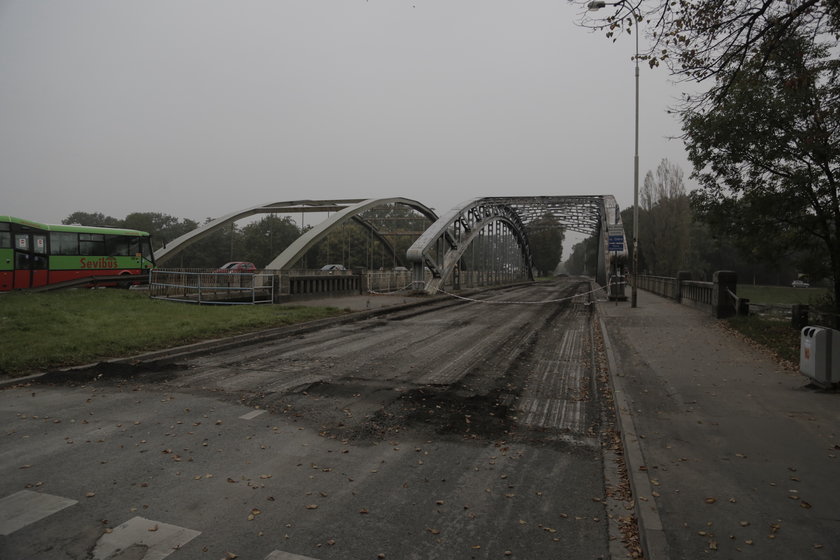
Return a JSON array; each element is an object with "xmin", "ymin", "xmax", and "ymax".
[
  {"xmin": 153, "ymin": 195, "xmax": 625, "ymax": 294},
  {"xmin": 406, "ymin": 196, "xmax": 626, "ymax": 293}
]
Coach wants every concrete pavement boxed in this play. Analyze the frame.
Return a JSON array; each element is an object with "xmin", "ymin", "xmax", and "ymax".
[{"xmin": 598, "ymin": 289, "xmax": 840, "ymax": 559}]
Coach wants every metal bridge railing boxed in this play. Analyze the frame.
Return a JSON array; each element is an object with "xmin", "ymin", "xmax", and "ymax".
[{"xmin": 149, "ymin": 269, "xmax": 275, "ymax": 304}]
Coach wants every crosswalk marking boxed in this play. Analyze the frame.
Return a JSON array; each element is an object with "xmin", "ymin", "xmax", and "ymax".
[
  {"xmin": 240, "ymin": 409, "xmax": 268, "ymax": 420},
  {"xmin": 90, "ymin": 516, "xmax": 200, "ymax": 560},
  {"xmin": 264, "ymin": 551, "xmax": 320, "ymax": 560},
  {"xmin": 0, "ymin": 490, "xmax": 78, "ymax": 536}
]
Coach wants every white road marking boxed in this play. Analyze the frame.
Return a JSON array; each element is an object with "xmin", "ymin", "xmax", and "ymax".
[
  {"xmin": 0, "ymin": 490, "xmax": 78, "ymax": 536},
  {"xmin": 264, "ymin": 551, "xmax": 320, "ymax": 560},
  {"xmin": 240, "ymin": 409, "xmax": 268, "ymax": 420},
  {"xmin": 90, "ymin": 516, "xmax": 200, "ymax": 560}
]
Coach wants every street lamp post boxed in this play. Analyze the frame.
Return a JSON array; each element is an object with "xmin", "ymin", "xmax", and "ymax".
[{"xmin": 588, "ymin": 0, "xmax": 640, "ymax": 308}]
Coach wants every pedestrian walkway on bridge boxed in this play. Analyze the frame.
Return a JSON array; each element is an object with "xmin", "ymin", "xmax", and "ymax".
[{"xmin": 598, "ymin": 289, "xmax": 839, "ymax": 560}]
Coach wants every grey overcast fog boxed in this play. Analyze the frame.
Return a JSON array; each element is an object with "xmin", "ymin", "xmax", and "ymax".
[{"xmin": 0, "ymin": 0, "xmax": 692, "ymax": 251}]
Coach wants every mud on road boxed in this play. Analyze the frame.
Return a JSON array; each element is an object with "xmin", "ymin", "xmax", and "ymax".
[
  {"xmin": 6, "ymin": 279, "xmax": 632, "ymax": 560},
  {"xmin": 125, "ymin": 281, "xmax": 602, "ymax": 449}
]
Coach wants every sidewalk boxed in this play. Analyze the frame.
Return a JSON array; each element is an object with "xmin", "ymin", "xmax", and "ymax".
[{"xmin": 598, "ymin": 290, "xmax": 840, "ymax": 559}]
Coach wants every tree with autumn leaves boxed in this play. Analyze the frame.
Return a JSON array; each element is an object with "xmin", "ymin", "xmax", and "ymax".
[{"xmin": 579, "ymin": 0, "xmax": 839, "ymax": 306}]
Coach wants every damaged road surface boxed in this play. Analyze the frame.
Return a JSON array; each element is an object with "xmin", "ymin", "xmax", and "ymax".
[{"xmin": 1, "ymin": 279, "xmax": 627, "ymax": 560}]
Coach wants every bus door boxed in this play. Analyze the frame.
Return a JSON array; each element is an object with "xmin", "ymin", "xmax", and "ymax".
[{"xmin": 13, "ymin": 233, "xmax": 48, "ymax": 289}]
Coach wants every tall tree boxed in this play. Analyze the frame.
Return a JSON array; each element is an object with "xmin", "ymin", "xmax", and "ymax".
[
  {"xmin": 685, "ymin": 34, "xmax": 840, "ymax": 306},
  {"xmin": 239, "ymin": 215, "xmax": 301, "ymax": 268},
  {"xmin": 528, "ymin": 213, "xmax": 565, "ymax": 276},
  {"xmin": 122, "ymin": 212, "xmax": 198, "ymax": 251},
  {"xmin": 638, "ymin": 159, "xmax": 692, "ymax": 275},
  {"xmin": 62, "ymin": 211, "xmax": 121, "ymax": 227},
  {"xmin": 565, "ymin": 235, "xmax": 600, "ymax": 277},
  {"xmin": 578, "ymin": 0, "xmax": 839, "ymax": 110}
]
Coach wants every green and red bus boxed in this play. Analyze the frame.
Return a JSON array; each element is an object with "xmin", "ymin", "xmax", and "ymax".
[{"xmin": 0, "ymin": 216, "xmax": 155, "ymax": 291}]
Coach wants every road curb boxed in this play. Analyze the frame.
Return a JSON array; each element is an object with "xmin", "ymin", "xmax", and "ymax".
[{"xmin": 597, "ymin": 312, "xmax": 669, "ymax": 560}]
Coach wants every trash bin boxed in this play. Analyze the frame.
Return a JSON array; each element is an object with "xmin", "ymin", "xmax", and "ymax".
[{"xmin": 800, "ymin": 326, "xmax": 840, "ymax": 386}]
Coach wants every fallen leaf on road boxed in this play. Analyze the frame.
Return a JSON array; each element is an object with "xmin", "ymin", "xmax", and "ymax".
[{"xmin": 305, "ymin": 504, "xmax": 318, "ymax": 510}]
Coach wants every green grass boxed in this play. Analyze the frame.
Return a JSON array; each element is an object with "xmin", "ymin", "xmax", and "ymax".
[
  {"xmin": 737, "ymin": 284, "xmax": 829, "ymax": 305},
  {"xmin": 725, "ymin": 315, "xmax": 801, "ymax": 365},
  {"xmin": 0, "ymin": 290, "xmax": 347, "ymax": 377},
  {"xmin": 730, "ymin": 284, "xmax": 834, "ymax": 365}
]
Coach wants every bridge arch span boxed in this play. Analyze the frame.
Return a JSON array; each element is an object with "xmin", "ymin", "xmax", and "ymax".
[
  {"xmin": 153, "ymin": 200, "xmax": 364, "ymax": 266},
  {"xmin": 153, "ymin": 198, "xmax": 436, "ymax": 270},
  {"xmin": 407, "ymin": 198, "xmax": 534, "ymax": 293},
  {"xmin": 264, "ymin": 198, "xmax": 437, "ymax": 270}
]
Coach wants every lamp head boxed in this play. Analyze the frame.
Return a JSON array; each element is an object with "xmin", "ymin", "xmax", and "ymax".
[{"xmin": 587, "ymin": 1, "xmax": 607, "ymax": 10}]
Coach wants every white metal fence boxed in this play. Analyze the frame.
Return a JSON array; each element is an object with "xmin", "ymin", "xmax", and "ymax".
[{"xmin": 150, "ymin": 269, "xmax": 275, "ymax": 304}]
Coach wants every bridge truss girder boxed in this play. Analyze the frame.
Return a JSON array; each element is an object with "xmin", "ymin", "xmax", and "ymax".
[
  {"xmin": 406, "ymin": 195, "xmax": 627, "ymax": 293},
  {"xmin": 489, "ymin": 195, "xmax": 626, "ymax": 287}
]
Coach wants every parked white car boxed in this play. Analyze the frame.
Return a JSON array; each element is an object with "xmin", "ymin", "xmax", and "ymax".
[{"xmin": 791, "ymin": 279, "xmax": 810, "ymax": 288}]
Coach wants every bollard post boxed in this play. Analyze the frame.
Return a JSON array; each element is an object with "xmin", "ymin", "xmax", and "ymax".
[
  {"xmin": 675, "ymin": 271, "xmax": 692, "ymax": 303},
  {"xmin": 792, "ymin": 304, "xmax": 810, "ymax": 330},
  {"xmin": 712, "ymin": 270, "xmax": 738, "ymax": 318}
]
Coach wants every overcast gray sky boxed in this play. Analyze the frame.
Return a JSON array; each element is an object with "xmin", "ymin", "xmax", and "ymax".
[{"xmin": 0, "ymin": 0, "xmax": 691, "ymax": 234}]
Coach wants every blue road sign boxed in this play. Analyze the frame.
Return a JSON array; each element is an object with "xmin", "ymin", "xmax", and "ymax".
[{"xmin": 608, "ymin": 235, "xmax": 624, "ymax": 252}]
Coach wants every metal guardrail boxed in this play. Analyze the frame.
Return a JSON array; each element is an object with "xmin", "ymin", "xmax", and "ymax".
[
  {"xmin": 366, "ymin": 271, "xmax": 415, "ymax": 292},
  {"xmin": 149, "ymin": 269, "xmax": 274, "ymax": 304}
]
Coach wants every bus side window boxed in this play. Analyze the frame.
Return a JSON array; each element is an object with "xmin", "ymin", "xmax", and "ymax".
[
  {"xmin": 15, "ymin": 251, "xmax": 30, "ymax": 268},
  {"xmin": 106, "ymin": 235, "xmax": 130, "ymax": 256},
  {"xmin": 50, "ymin": 232, "xmax": 79, "ymax": 255},
  {"xmin": 79, "ymin": 233, "xmax": 105, "ymax": 255},
  {"xmin": 33, "ymin": 235, "xmax": 47, "ymax": 254},
  {"xmin": 15, "ymin": 234, "xmax": 28, "ymax": 251}
]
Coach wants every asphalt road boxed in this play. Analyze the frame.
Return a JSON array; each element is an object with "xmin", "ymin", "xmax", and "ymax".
[{"xmin": 1, "ymin": 279, "xmax": 625, "ymax": 560}]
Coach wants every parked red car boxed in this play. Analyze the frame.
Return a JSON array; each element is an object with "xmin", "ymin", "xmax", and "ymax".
[{"xmin": 214, "ymin": 261, "xmax": 257, "ymax": 273}]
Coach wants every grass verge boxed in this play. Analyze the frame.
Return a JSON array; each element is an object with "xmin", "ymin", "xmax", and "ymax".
[
  {"xmin": 725, "ymin": 315, "xmax": 800, "ymax": 365},
  {"xmin": 737, "ymin": 284, "xmax": 829, "ymax": 305},
  {"xmin": 730, "ymin": 284, "xmax": 835, "ymax": 365},
  {"xmin": 0, "ymin": 290, "xmax": 348, "ymax": 377}
]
